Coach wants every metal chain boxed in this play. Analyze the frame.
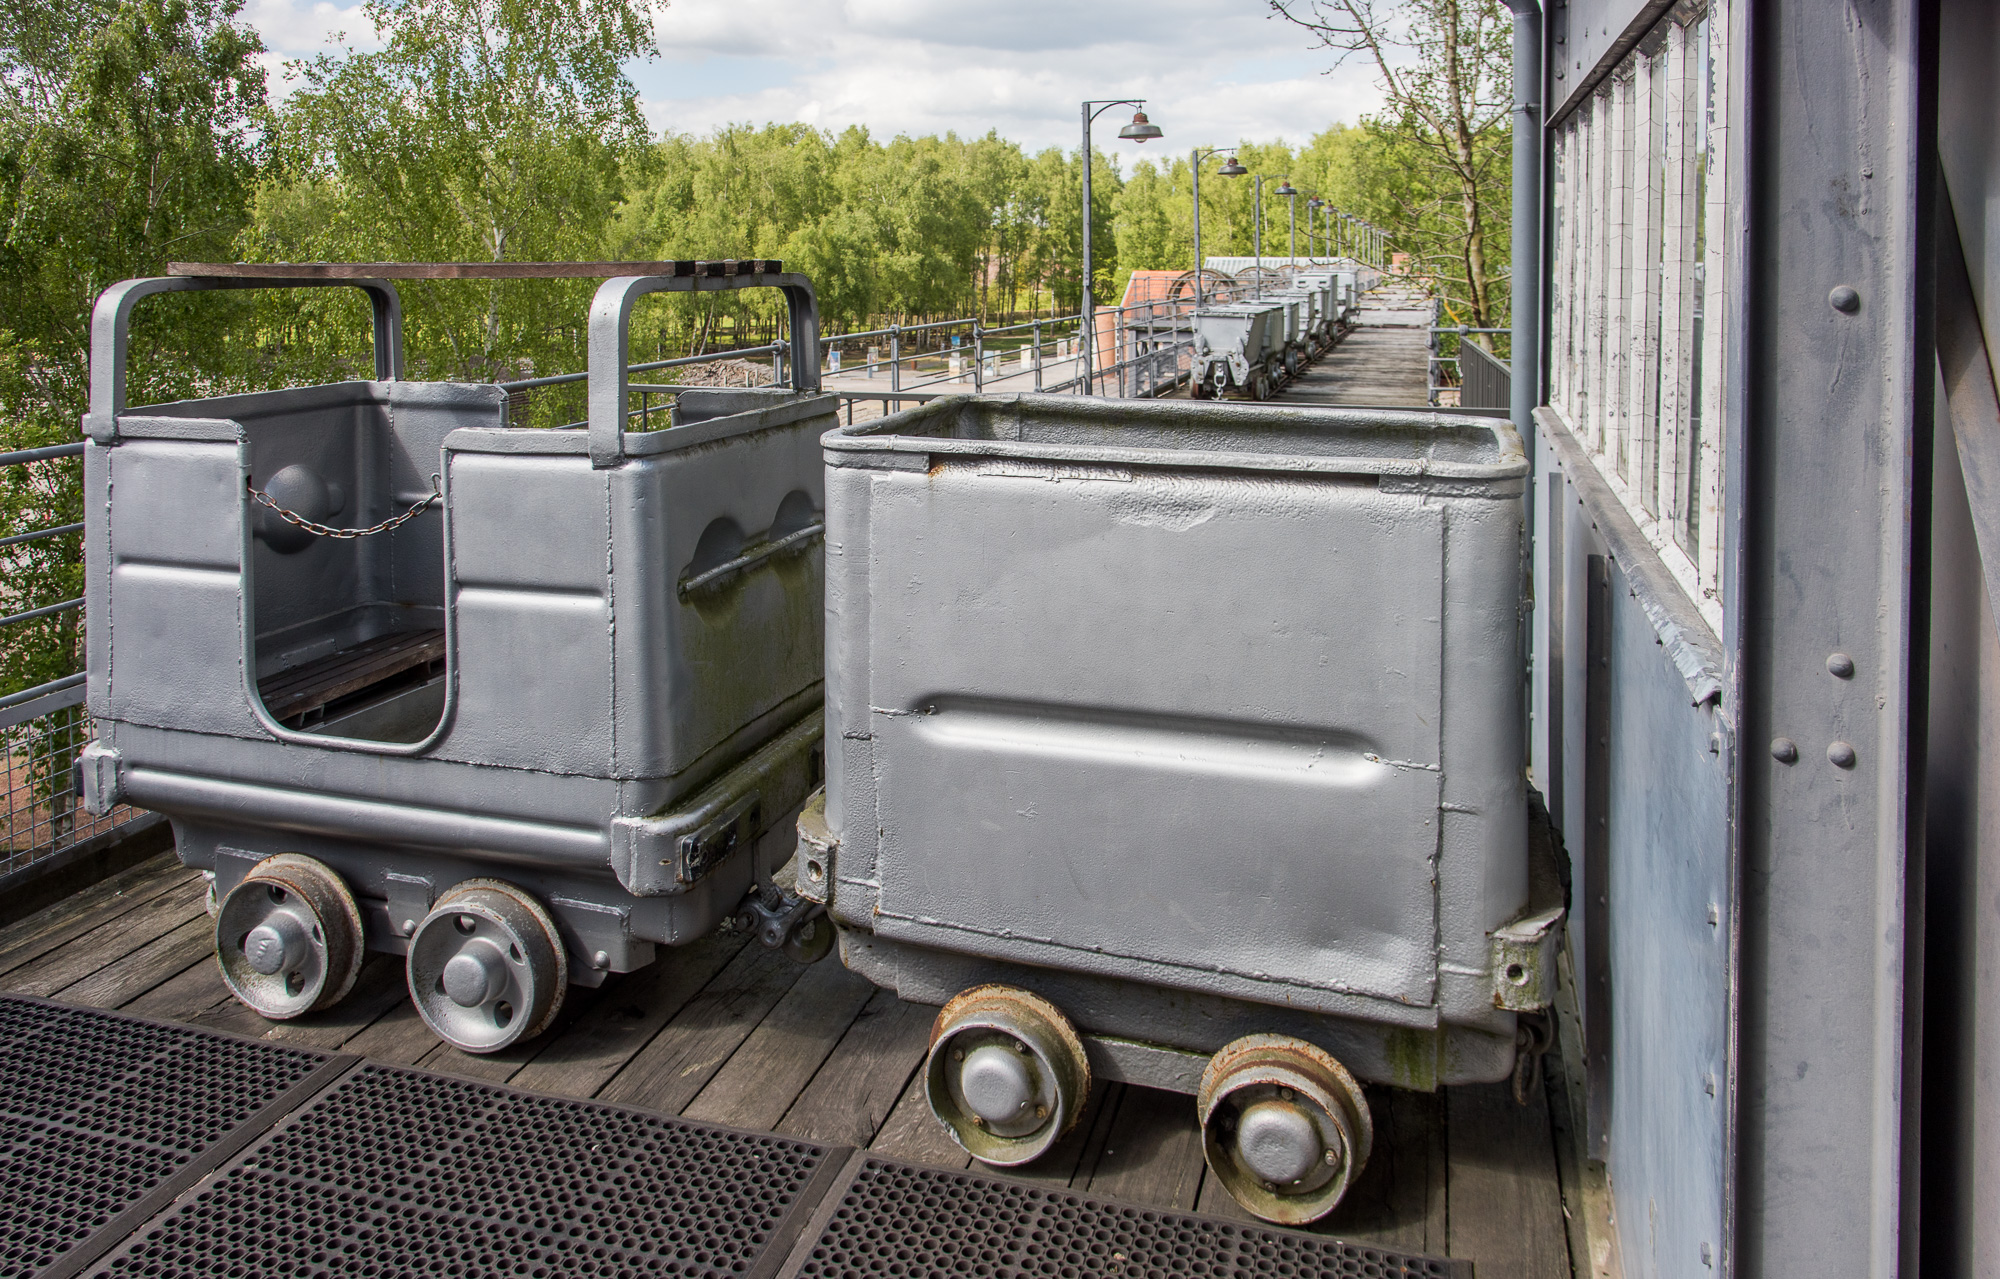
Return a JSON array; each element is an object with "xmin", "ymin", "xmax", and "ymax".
[{"xmin": 248, "ymin": 474, "xmax": 442, "ymax": 540}]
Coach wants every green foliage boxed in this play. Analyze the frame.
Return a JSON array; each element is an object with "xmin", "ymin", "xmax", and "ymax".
[
  {"xmin": 1271, "ymin": 0, "xmax": 1514, "ymax": 326},
  {"xmin": 0, "ymin": 0, "xmax": 266, "ymax": 834},
  {"xmin": 244, "ymin": 0, "xmax": 663, "ymax": 408}
]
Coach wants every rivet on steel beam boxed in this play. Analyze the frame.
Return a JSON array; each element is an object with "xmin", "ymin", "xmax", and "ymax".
[
  {"xmin": 1770, "ymin": 737, "xmax": 1799, "ymax": 764},
  {"xmin": 1826, "ymin": 652, "xmax": 1854, "ymax": 678},
  {"xmin": 1828, "ymin": 285, "xmax": 1861, "ymax": 314},
  {"xmin": 1828, "ymin": 741, "xmax": 1857, "ymax": 769}
]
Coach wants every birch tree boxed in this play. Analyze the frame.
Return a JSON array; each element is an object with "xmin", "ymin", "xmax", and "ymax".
[{"xmin": 1269, "ymin": 0, "xmax": 1512, "ymax": 326}]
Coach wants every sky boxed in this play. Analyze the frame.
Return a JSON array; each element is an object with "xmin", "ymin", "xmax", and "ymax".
[{"xmin": 241, "ymin": 0, "xmax": 1389, "ymax": 164}]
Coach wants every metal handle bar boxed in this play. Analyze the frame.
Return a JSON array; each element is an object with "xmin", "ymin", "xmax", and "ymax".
[
  {"xmin": 87, "ymin": 276, "xmax": 402, "ymax": 440},
  {"xmin": 586, "ymin": 270, "xmax": 821, "ymax": 469}
]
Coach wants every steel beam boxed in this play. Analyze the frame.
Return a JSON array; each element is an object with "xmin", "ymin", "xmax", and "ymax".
[{"xmin": 1734, "ymin": 0, "xmax": 1930, "ymax": 1275}]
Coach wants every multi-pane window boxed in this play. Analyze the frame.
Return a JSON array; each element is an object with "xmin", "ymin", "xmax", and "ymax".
[{"xmin": 1548, "ymin": 0, "xmax": 1729, "ymax": 633}]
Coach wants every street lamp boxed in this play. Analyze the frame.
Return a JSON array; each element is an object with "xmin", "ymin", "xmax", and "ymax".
[
  {"xmin": 1307, "ymin": 198, "xmax": 1324, "ymax": 259},
  {"xmin": 1275, "ymin": 179, "xmax": 1298, "ymax": 266},
  {"xmin": 1192, "ymin": 148, "xmax": 1246, "ymax": 308},
  {"xmin": 1080, "ymin": 100, "xmax": 1162, "ymax": 395}
]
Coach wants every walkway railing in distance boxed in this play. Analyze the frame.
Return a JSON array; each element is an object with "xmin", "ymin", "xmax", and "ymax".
[{"xmin": 818, "ymin": 287, "xmax": 1246, "ymax": 410}]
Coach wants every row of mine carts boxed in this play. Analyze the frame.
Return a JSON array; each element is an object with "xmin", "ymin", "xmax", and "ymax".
[
  {"xmin": 1189, "ymin": 270, "xmax": 1359, "ymax": 401},
  {"xmin": 77, "ymin": 264, "xmax": 1558, "ymax": 1226}
]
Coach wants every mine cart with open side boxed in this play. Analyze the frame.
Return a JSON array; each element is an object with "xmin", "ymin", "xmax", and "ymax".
[
  {"xmin": 796, "ymin": 393, "xmax": 1565, "ymax": 1226},
  {"xmin": 77, "ymin": 262, "xmax": 836, "ymax": 1052}
]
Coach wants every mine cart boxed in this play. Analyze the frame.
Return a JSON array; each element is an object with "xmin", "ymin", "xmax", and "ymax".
[
  {"xmin": 797, "ymin": 393, "xmax": 1563, "ymax": 1225},
  {"xmin": 78, "ymin": 263, "xmax": 835, "ymax": 1051},
  {"xmin": 1189, "ymin": 303, "xmax": 1286, "ymax": 399}
]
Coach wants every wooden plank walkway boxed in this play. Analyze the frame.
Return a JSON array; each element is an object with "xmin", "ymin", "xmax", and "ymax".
[
  {"xmin": 1267, "ymin": 282, "xmax": 1437, "ymax": 408},
  {"xmin": 0, "ymin": 851, "xmax": 1578, "ymax": 1279}
]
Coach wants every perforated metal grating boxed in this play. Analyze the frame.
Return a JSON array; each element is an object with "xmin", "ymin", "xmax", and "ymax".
[
  {"xmin": 0, "ymin": 994, "xmax": 333, "ymax": 1279},
  {"xmin": 89, "ymin": 1063, "xmax": 841, "ymax": 1279},
  {"xmin": 785, "ymin": 1157, "xmax": 1473, "ymax": 1279}
]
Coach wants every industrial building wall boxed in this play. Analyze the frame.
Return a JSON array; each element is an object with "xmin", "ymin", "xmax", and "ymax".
[{"xmin": 1532, "ymin": 408, "xmax": 1732, "ymax": 1279}]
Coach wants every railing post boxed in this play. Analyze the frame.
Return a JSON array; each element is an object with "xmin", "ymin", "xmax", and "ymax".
[
  {"xmin": 1033, "ymin": 319, "xmax": 1043, "ymax": 391},
  {"xmin": 890, "ymin": 326, "xmax": 901, "ymax": 394},
  {"xmin": 973, "ymin": 323, "xmax": 984, "ymax": 392}
]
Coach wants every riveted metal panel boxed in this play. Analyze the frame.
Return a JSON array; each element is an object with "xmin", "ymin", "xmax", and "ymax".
[{"xmin": 1735, "ymin": 0, "xmax": 1928, "ymax": 1274}]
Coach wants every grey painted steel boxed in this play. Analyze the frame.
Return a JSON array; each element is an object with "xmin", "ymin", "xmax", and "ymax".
[
  {"xmin": 80, "ymin": 272, "xmax": 832, "ymax": 987},
  {"xmin": 772, "ymin": 1153, "xmax": 1471, "ymax": 1279},
  {"xmin": 1457, "ymin": 342, "xmax": 1511, "ymax": 413},
  {"xmin": 818, "ymin": 393, "xmax": 1548, "ymax": 1091},
  {"xmin": 1508, "ymin": 0, "xmax": 1541, "ymax": 455},
  {"xmin": 1191, "ymin": 304, "xmax": 1285, "ymax": 395},
  {"xmin": 1734, "ymin": 1, "xmax": 1926, "ymax": 1275},
  {"xmin": 1548, "ymin": 0, "xmax": 1675, "ymax": 125},
  {"xmin": 85, "ymin": 276, "xmax": 401, "ymax": 437}
]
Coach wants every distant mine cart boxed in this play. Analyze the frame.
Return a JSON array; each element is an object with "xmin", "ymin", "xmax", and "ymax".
[
  {"xmin": 800, "ymin": 393, "xmax": 1561, "ymax": 1225},
  {"xmin": 1190, "ymin": 303, "xmax": 1287, "ymax": 399},
  {"xmin": 79, "ymin": 262, "xmax": 836, "ymax": 1053}
]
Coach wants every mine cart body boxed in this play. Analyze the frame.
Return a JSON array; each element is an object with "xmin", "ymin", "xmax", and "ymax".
[
  {"xmin": 1190, "ymin": 304, "xmax": 1285, "ymax": 397},
  {"xmin": 79, "ymin": 270, "xmax": 830, "ymax": 991},
  {"xmin": 808, "ymin": 394, "xmax": 1557, "ymax": 1093}
]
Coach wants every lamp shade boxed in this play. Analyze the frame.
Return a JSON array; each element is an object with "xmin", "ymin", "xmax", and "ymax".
[
  {"xmin": 1275, "ymin": 181, "xmax": 1297, "ymax": 196},
  {"xmin": 1118, "ymin": 111, "xmax": 1163, "ymax": 142},
  {"xmin": 1218, "ymin": 157, "xmax": 1247, "ymax": 176}
]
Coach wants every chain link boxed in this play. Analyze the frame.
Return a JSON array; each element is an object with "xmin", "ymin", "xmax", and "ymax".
[{"xmin": 248, "ymin": 474, "xmax": 442, "ymax": 540}]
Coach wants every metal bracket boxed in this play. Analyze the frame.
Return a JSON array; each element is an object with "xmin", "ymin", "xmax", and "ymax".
[
  {"xmin": 76, "ymin": 740, "xmax": 123, "ymax": 816},
  {"xmin": 794, "ymin": 786, "xmax": 835, "ymax": 905},
  {"xmin": 1490, "ymin": 905, "xmax": 1566, "ymax": 1010},
  {"xmin": 676, "ymin": 794, "xmax": 760, "ymax": 888}
]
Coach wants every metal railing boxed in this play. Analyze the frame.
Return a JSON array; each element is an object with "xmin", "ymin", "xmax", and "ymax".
[
  {"xmin": 1426, "ymin": 324, "xmax": 1511, "ymax": 407},
  {"xmin": 819, "ymin": 288, "xmax": 1244, "ymax": 407},
  {"xmin": 0, "ymin": 441, "xmax": 146, "ymax": 878}
]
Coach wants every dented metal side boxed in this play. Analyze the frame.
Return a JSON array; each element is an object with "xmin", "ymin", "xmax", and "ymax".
[{"xmin": 818, "ymin": 393, "xmax": 1537, "ymax": 1089}]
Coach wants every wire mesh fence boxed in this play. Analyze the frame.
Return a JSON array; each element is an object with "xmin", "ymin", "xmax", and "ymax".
[{"xmin": 0, "ymin": 703, "xmax": 143, "ymax": 878}]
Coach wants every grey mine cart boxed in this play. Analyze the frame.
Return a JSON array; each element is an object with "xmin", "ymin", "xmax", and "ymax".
[
  {"xmin": 74, "ymin": 261, "xmax": 837, "ymax": 1056},
  {"xmin": 800, "ymin": 392, "xmax": 1565, "ymax": 1226}
]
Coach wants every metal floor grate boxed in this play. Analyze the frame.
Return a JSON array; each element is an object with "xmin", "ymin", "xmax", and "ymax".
[
  {"xmin": 779, "ymin": 1155, "xmax": 1473, "ymax": 1279},
  {"xmin": 0, "ymin": 994, "xmax": 338, "ymax": 1279},
  {"xmin": 87, "ymin": 1063, "xmax": 846, "ymax": 1279}
]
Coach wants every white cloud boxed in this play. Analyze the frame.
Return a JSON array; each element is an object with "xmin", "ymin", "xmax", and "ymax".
[{"xmin": 246, "ymin": 0, "xmax": 1385, "ymax": 152}]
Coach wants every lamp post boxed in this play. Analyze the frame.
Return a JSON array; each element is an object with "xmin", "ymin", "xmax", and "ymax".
[
  {"xmin": 1191, "ymin": 148, "xmax": 1246, "ymax": 307},
  {"xmin": 1079, "ymin": 100, "xmax": 1162, "ymax": 395},
  {"xmin": 1276, "ymin": 179, "xmax": 1298, "ymax": 267},
  {"xmin": 1252, "ymin": 175, "xmax": 1263, "ymax": 297},
  {"xmin": 1307, "ymin": 197, "xmax": 1324, "ymax": 260}
]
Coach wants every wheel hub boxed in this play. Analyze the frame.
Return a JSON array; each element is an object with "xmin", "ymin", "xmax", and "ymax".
[
  {"xmin": 1235, "ymin": 1097, "xmax": 1324, "ymax": 1186},
  {"xmin": 408, "ymin": 880, "xmax": 567, "ymax": 1053},
  {"xmin": 214, "ymin": 854, "xmax": 365, "ymax": 1021},
  {"xmin": 242, "ymin": 916, "xmax": 303, "ymax": 976}
]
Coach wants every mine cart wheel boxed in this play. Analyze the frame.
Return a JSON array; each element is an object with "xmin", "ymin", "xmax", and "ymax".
[
  {"xmin": 925, "ymin": 985, "xmax": 1091, "ymax": 1167},
  {"xmin": 408, "ymin": 879, "xmax": 568, "ymax": 1053},
  {"xmin": 215, "ymin": 854, "xmax": 365, "ymax": 1020},
  {"xmin": 1197, "ymin": 1034, "xmax": 1374, "ymax": 1226},
  {"xmin": 1251, "ymin": 371, "xmax": 1273, "ymax": 401}
]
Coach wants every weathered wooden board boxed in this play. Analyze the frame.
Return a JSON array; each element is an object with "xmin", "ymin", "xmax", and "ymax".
[{"xmin": 0, "ymin": 864, "xmax": 1576, "ymax": 1275}]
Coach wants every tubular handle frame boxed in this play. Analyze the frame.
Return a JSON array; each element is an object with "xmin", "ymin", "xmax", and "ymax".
[
  {"xmin": 86, "ymin": 276, "xmax": 403, "ymax": 442},
  {"xmin": 587, "ymin": 272, "xmax": 821, "ymax": 468}
]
